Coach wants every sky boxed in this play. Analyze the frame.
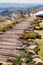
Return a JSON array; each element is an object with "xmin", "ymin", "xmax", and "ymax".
[{"xmin": 0, "ymin": 0, "xmax": 43, "ymax": 4}]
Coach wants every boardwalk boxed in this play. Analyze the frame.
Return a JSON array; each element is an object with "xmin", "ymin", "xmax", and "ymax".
[{"xmin": 0, "ymin": 17, "xmax": 35, "ymax": 62}]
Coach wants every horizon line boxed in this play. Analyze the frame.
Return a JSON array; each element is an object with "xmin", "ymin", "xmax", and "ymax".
[{"xmin": 0, "ymin": 3, "xmax": 43, "ymax": 4}]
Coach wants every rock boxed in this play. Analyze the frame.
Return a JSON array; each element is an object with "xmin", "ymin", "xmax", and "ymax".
[
  {"xmin": 28, "ymin": 39, "xmax": 35, "ymax": 42},
  {"xmin": 28, "ymin": 45, "xmax": 37, "ymax": 50},
  {"xmin": 32, "ymin": 57, "xmax": 43, "ymax": 65},
  {"xmin": 36, "ymin": 62, "xmax": 43, "ymax": 65},
  {"xmin": 28, "ymin": 39, "xmax": 32, "ymax": 42},
  {"xmin": 28, "ymin": 50, "xmax": 36, "ymax": 55},
  {"xmin": 0, "ymin": 31, "xmax": 3, "ymax": 35},
  {"xmin": 32, "ymin": 55, "xmax": 40, "ymax": 59}
]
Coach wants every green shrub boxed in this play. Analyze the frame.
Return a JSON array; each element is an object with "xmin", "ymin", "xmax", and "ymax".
[
  {"xmin": 28, "ymin": 60, "xmax": 36, "ymax": 65},
  {"xmin": 27, "ymin": 42, "xmax": 38, "ymax": 46},
  {"xmin": 33, "ymin": 47, "xmax": 40, "ymax": 55},
  {"xmin": 11, "ymin": 54, "xmax": 36, "ymax": 65},
  {"xmin": 34, "ymin": 22, "xmax": 40, "ymax": 27},
  {"xmin": 21, "ymin": 47, "xmax": 28, "ymax": 53},
  {"xmin": 22, "ymin": 57, "xmax": 30, "ymax": 63},
  {"xmin": 13, "ymin": 58, "xmax": 22, "ymax": 65}
]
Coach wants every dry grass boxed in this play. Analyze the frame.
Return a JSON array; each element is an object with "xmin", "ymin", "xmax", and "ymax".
[
  {"xmin": 40, "ymin": 20, "xmax": 43, "ymax": 27},
  {"xmin": 35, "ymin": 30, "xmax": 43, "ymax": 60},
  {"xmin": 17, "ymin": 17, "xmax": 28, "ymax": 23},
  {"xmin": 17, "ymin": 18, "xmax": 24, "ymax": 22},
  {"xmin": 0, "ymin": 17, "xmax": 28, "ymax": 31}
]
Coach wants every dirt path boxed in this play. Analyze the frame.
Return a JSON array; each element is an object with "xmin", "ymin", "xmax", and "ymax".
[{"xmin": 0, "ymin": 17, "xmax": 35, "ymax": 62}]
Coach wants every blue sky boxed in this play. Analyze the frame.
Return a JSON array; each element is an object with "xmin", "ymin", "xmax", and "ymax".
[{"xmin": 0, "ymin": 0, "xmax": 43, "ymax": 4}]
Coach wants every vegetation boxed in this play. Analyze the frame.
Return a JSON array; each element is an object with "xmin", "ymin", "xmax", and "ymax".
[
  {"xmin": 1, "ymin": 27, "xmax": 7, "ymax": 32},
  {"xmin": 1, "ymin": 24, "xmax": 13, "ymax": 32},
  {"xmin": 21, "ymin": 47, "xmax": 28, "ymax": 54},
  {"xmin": 17, "ymin": 18, "xmax": 24, "ymax": 23},
  {"xmin": 33, "ymin": 47, "xmax": 40, "ymax": 55},
  {"xmin": 33, "ymin": 21, "xmax": 40, "ymax": 28},
  {"xmin": 11, "ymin": 54, "xmax": 36, "ymax": 65},
  {"xmin": 0, "ymin": 20, "xmax": 4, "ymax": 22},
  {"xmin": 34, "ymin": 22, "xmax": 40, "ymax": 27},
  {"xmin": 28, "ymin": 61, "xmax": 36, "ymax": 65},
  {"xmin": 7, "ymin": 24, "xmax": 13, "ymax": 29},
  {"xmin": 21, "ymin": 32, "xmax": 39, "ymax": 39},
  {"xmin": 27, "ymin": 41, "xmax": 39, "ymax": 46}
]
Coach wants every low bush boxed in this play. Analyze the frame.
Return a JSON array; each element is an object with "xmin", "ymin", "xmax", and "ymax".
[
  {"xmin": 21, "ymin": 47, "xmax": 28, "ymax": 54},
  {"xmin": 27, "ymin": 42, "xmax": 38, "ymax": 46},
  {"xmin": 11, "ymin": 54, "xmax": 36, "ymax": 65},
  {"xmin": 35, "ymin": 22, "xmax": 40, "ymax": 26},
  {"xmin": 7, "ymin": 24, "xmax": 13, "ymax": 29},
  {"xmin": 21, "ymin": 32, "xmax": 38, "ymax": 39},
  {"xmin": 17, "ymin": 18, "xmax": 24, "ymax": 23},
  {"xmin": 28, "ymin": 60, "xmax": 36, "ymax": 65},
  {"xmin": 1, "ymin": 24, "xmax": 13, "ymax": 32},
  {"xmin": 33, "ymin": 47, "xmax": 40, "ymax": 55},
  {"xmin": 12, "ymin": 58, "xmax": 22, "ymax": 65},
  {"xmin": 1, "ymin": 27, "xmax": 7, "ymax": 32}
]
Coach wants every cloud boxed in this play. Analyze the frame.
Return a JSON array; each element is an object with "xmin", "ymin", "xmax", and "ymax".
[{"xmin": 0, "ymin": 0, "xmax": 43, "ymax": 4}]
